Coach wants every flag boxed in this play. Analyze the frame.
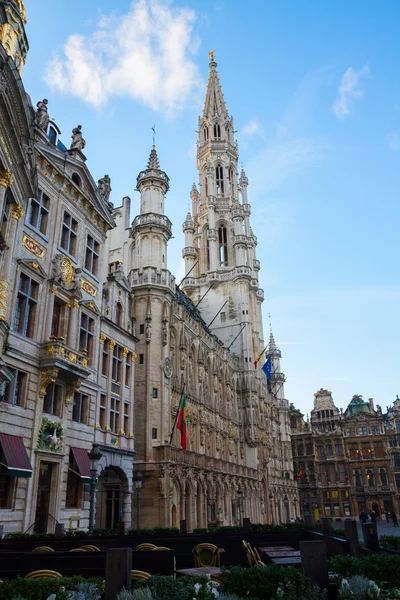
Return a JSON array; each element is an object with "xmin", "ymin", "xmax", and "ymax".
[
  {"xmin": 176, "ymin": 394, "xmax": 187, "ymax": 450},
  {"xmin": 297, "ymin": 466, "xmax": 303, "ymax": 480},
  {"xmin": 262, "ymin": 357, "xmax": 272, "ymax": 380},
  {"xmin": 254, "ymin": 345, "xmax": 268, "ymax": 369}
]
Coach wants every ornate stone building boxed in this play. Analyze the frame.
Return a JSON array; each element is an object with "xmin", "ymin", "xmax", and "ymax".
[
  {"xmin": 0, "ymin": 0, "xmax": 136, "ymax": 534},
  {"xmin": 290, "ymin": 390, "xmax": 397, "ymax": 521},
  {"xmin": 108, "ymin": 53, "xmax": 297, "ymax": 528}
]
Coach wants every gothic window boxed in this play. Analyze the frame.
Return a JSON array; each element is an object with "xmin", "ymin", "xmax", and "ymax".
[
  {"xmin": 116, "ymin": 302, "xmax": 123, "ymax": 328},
  {"xmin": 305, "ymin": 442, "xmax": 313, "ymax": 455},
  {"xmin": 353, "ymin": 468, "xmax": 362, "ymax": 488},
  {"xmin": 1, "ymin": 192, "xmax": 12, "ymax": 240},
  {"xmin": 13, "ymin": 273, "xmax": 39, "ymax": 338},
  {"xmin": 215, "ymin": 165, "xmax": 224, "ymax": 195},
  {"xmin": 393, "ymin": 453, "xmax": 400, "ymax": 468},
  {"xmin": 371, "ymin": 425, "xmax": 380, "ymax": 435},
  {"xmin": 374, "ymin": 442, "xmax": 384, "ymax": 458},
  {"xmin": 205, "ymin": 176, "xmax": 208, "ymax": 196},
  {"xmin": 27, "ymin": 190, "xmax": 49, "ymax": 235},
  {"xmin": 228, "ymin": 167, "xmax": 234, "ymax": 196},
  {"xmin": 79, "ymin": 313, "xmax": 94, "ymax": 363},
  {"xmin": 213, "ymin": 124, "xmax": 221, "ymax": 139},
  {"xmin": 319, "ymin": 464, "xmax": 327, "ymax": 484},
  {"xmin": 380, "ymin": 467, "xmax": 388, "ymax": 486},
  {"xmin": 203, "ymin": 127, "xmax": 209, "ymax": 141},
  {"xmin": 218, "ymin": 225, "xmax": 228, "ymax": 266},
  {"xmin": 326, "ymin": 441, "xmax": 333, "ymax": 456},
  {"xmin": 316, "ymin": 441, "xmax": 324, "ymax": 457},
  {"xmin": 338, "ymin": 463, "xmax": 346, "ymax": 484},
  {"xmin": 109, "ymin": 396, "xmax": 120, "ymax": 432},
  {"xmin": 85, "ymin": 235, "xmax": 100, "ymax": 275},
  {"xmin": 100, "ymin": 394, "xmax": 107, "ymax": 429},
  {"xmin": 125, "ymin": 353, "xmax": 131, "ymax": 387},
  {"xmin": 102, "ymin": 341, "xmax": 109, "ymax": 376},
  {"xmin": 51, "ymin": 299, "xmax": 67, "ymax": 339},
  {"xmin": 366, "ymin": 469, "xmax": 375, "ymax": 487},
  {"xmin": 61, "ymin": 211, "xmax": 78, "ymax": 256}
]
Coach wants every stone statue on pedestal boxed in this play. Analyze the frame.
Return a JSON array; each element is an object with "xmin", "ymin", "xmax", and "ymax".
[
  {"xmin": 36, "ymin": 99, "xmax": 49, "ymax": 131},
  {"xmin": 70, "ymin": 125, "xmax": 86, "ymax": 150}
]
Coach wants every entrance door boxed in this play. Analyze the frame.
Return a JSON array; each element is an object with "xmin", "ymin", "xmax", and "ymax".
[
  {"xmin": 105, "ymin": 487, "xmax": 120, "ymax": 529},
  {"xmin": 34, "ymin": 462, "xmax": 53, "ymax": 533}
]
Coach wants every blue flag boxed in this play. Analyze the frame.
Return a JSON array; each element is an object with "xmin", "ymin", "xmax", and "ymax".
[{"xmin": 262, "ymin": 357, "xmax": 272, "ymax": 380}]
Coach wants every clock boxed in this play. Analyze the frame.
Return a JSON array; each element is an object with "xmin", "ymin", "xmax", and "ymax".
[{"xmin": 163, "ymin": 357, "xmax": 172, "ymax": 379}]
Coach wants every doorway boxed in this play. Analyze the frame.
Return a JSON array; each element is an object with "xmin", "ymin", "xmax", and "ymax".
[
  {"xmin": 34, "ymin": 462, "xmax": 54, "ymax": 533},
  {"xmin": 96, "ymin": 467, "xmax": 123, "ymax": 530}
]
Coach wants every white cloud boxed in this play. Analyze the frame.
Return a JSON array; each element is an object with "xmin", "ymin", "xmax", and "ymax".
[
  {"xmin": 386, "ymin": 132, "xmax": 400, "ymax": 151},
  {"xmin": 332, "ymin": 66, "xmax": 369, "ymax": 120},
  {"xmin": 44, "ymin": 0, "xmax": 201, "ymax": 115},
  {"xmin": 240, "ymin": 119, "xmax": 264, "ymax": 139}
]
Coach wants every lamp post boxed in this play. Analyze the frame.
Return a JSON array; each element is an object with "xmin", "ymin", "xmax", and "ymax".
[
  {"xmin": 88, "ymin": 443, "xmax": 103, "ymax": 533},
  {"xmin": 133, "ymin": 471, "xmax": 143, "ymax": 529},
  {"xmin": 237, "ymin": 487, "xmax": 243, "ymax": 527},
  {"xmin": 269, "ymin": 492, "xmax": 274, "ymax": 525}
]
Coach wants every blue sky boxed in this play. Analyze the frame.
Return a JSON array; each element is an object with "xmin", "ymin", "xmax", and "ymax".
[{"xmin": 22, "ymin": 0, "xmax": 400, "ymax": 415}]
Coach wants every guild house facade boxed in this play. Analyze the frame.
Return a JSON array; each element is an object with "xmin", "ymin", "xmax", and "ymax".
[{"xmin": 0, "ymin": 0, "xmax": 297, "ymax": 533}]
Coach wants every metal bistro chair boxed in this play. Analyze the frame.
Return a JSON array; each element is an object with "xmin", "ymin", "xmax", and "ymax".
[
  {"xmin": 131, "ymin": 570, "xmax": 151, "ymax": 581},
  {"xmin": 153, "ymin": 546, "xmax": 171, "ymax": 550},
  {"xmin": 193, "ymin": 543, "xmax": 220, "ymax": 568},
  {"xmin": 24, "ymin": 570, "xmax": 62, "ymax": 579},
  {"xmin": 32, "ymin": 546, "xmax": 55, "ymax": 553},
  {"xmin": 80, "ymin": 545, "xmax": 100, "ymax": 552},
  {"xmin": 135, "ymin": 543, "xmax": 158, "ymax": 551},
  {"xmin": 69, "ymin": 548, "xmax": 87, "ymax": 552},
  {"xmin": 242, "ymin": 540, "xmax": 265, "ymax": 567}
]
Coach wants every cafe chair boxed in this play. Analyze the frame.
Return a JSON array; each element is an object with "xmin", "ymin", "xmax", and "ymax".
[
  {"xmin": 32, "ymin": 546, "xmax": 55, "ymax": 553},
  {"xmin": 153, "ymin": 546, "xmax": 171, "ymax": 550},
  {"xmin": 193, "ymin": 543, "xmax": 220, "ymax": 568},
  {"xmin": 69, "ymin": 547, "xmax": 87, "ymax": 552},
  {"xmin": 81, "ymin": 544, "xmax": 100, "ymax": 552},
  {"xmin": 131, "ymin": 570, "xmax": 151, "ymax": 580},
  {"xmin": 135, "ymin": 543, "xmax": 157, "ymax": 551},
  {"xmin": 24, "ymin": 570, "xmax": 62, "ymax": 579},
  {"xmin": 242, "ymin": 540, "xmax": 265, "ymax": 567}
]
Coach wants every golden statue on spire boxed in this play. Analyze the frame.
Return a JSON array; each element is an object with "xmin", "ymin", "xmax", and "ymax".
[{"xmin": 208, "ymin": 50, "xmax": 215, "ymax": 63}]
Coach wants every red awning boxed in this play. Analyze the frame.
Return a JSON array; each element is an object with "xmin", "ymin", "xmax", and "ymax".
[
  {"xmin": 71, "ymin": 447, "xmax": 91, "ymax": 482},
  {"xmin": 0, "ymin": 433, "xmax": 32, "ymax": 478}
]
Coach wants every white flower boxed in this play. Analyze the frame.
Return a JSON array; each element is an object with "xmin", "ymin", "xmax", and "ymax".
[
  {"xmin": 206, "ymin": 581, "xmax": 212, "ymax": 591},
  {"xmin": 211, "ymin": 588, "xmax": 220, "ymax": 598},
  {"xmin": 194, "ymin": 582, "xmax": 201, "ymax": 595},
  {"xmin": 46, "ymin": 595, "xmax": 57, "ymax": 600}
]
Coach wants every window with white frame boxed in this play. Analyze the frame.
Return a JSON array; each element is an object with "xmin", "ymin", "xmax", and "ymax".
[{"xmin": 27, "ymin": 191, "xmax": 49, "ymax": 235}]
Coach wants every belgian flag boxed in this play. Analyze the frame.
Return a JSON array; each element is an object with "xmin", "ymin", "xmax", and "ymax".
[{"xmin": 177, "ymin": 394, "xmax": 187, "ymax": 450}]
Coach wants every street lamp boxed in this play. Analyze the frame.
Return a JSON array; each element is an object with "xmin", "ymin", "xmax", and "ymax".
[
  {"xmin": 133, "ymin": 471, "xmax": 144, "ymax": 529},
  {"xmin": 269, "ymin": 492, "xmax": 274, "ymax": 525},
  {"xmin": 88, "ymin": 443, "xmax": 103, "ymax": 533},
  {"xmin": 237, "ymin": 488, "xmax": 243, "ymax": 527}
]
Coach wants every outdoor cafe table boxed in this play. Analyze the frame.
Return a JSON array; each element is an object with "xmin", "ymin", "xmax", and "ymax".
[
  {"xmin": 262, "ymin": 551, "xmax": 300, "ymax": 558},
  {"xmin": 258, "ymin": 546, "xmax": 295, "ymax": 553},
  {"xmin": 176, "ymin": 567, "xmax": 222, "ymax": 577},
  {"xmin": 270, "ymin": 556, "xmax": 302, "ymax": 566}
]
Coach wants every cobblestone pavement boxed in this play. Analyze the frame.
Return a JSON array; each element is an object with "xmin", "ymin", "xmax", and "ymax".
[{"xmin": 334, "ymin": 518, "xmax": 400, "ymax": 536}]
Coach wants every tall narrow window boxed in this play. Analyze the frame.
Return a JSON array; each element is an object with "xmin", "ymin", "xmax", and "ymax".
[
  {"xmin": 66, "ymin": 450, "xmax": 82, "ymax": 508},
  {"xmin": 218, "ymin": 225, "xmax": 228, "ymax": 266},
  {"xmin": 116, "ymin": 302, "xmax": 123, "ymax": 328},
  {"xmin": 205, "ymin": 176, "xmax": 208, "ymax": 197},
  {"xmin": 27, "ymin": 191, "xmax": 49, "ymax": 235},
  {"xmin": 79, "ymin": 313, "xmax": 94, "ymax": 363},
  {"xmin": 125, "ymin": 353, "xmax": 131, "ymax": 387},
  {"xmin": 13, "ymin": 274, "xmax": 39, "ymax": 338},
  {"xmin": 215, "ymin": 165, "xmax": 224, "ymax": 195},
  {"xmin": 213, "ymin": 124, "xmax": 221, "ymax": 139},
  {"xmin": 0, "ymin": 369, "xmax": 26, "ymax": 406},
  {"xmin": 100, "ymin": 393, "xmax": 107, "ymax": 429},
  {"xmin": 102, "ymin": 341, "xmax": 109, "ymax": 376},
  {"xmin": 228, "ymin": 167, "xmax": 234, "ymax": 197},
  {"xmin": 1, "ymin": 193, "xmax": 12, "ymax": 240},
  {"xmin": 61, "ymin": 211, "xmax": 78, "ymax": 256},
  {"xmin": 85, "ymin": 235, "xmax": 100, "ymax": 275},
  {"xmin": 124, "ymin": 401, "xmax": 129, "ymax": 433},
  {"xmin": 112, "ymin": 345, "xmax": 122, "ymax": 382},
  {"xmin": 43, "ymin": 382, "xmax": 62, "ymax": 416},
  {"xmin": 203, "ymin": 127, "xmax": 209, "ymax": 141},
  {"xmin": 72, "ymin": 392, "xmax": 88, "ymax": 424},
  {"xmin": 109, "ymin": 396, "xmax": 120, "ymax": 432}
]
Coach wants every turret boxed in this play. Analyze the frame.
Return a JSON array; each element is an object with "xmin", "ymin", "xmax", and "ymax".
[
  {"xmin": 182, "ymin": 208, "xmax": 196, "ymax": 276},
  {"xmin": 0, "ymin": 0, "xmax": 28, "ymax": 74}
]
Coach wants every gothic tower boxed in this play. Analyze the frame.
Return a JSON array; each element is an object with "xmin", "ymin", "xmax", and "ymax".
[{"xmin": 182, "ymin": 53, "xmax": 264, "ymax": 367}]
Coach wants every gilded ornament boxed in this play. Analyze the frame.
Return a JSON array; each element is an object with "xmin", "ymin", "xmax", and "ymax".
[
  {"xmin": 65, "ymin": 378, "xmax": 82, "ymax": 406},
  {"xmin": 82, "ymin": 358, "xmax": 88, "ymax": 368},
  {"xmin": 60, "ymin": 256, "xmax": 74, "ymax": 285},
  {"xmin": 95, "ymin": 423, "xmax": 101, "ymax": 428},
  {"xmin": 0, "ymin": 169, "xmax": 12, "ymax": 188},
  {"xmin": 68, "ymin": 352, "xmax": 77, "ymax": 363},
  {"xmin": 59, "ymin": 347, "xmax": 65, "ymax": 357},
  {"xmin": 118, "ymin": 429, "xmax": 125, "ymax": 435},
  {"xmin": 22, "ymin": 234, "xmax": 45, "ymax": 259},
  {"xmin": 131, "ymin": 352, "xmax": 137, "ymax": 362},
  {"xmin": 109, "ymin": 340, "xmax": 116, "ymax": 350},
  {"xmin": 0, "ymin": 279, "xmax": 9, "ymax": 320},
  {"xmin": 47, "ymin": 346, "xmax": 55, "ymax": 356},
  {"xmin": 99, "ymin": 333, "xmax": 107, "ymax": 345},
  {"xmin": 122, "ymin": 347, "xmax": 129, "ymax": 357},
  {"xmin": 81, "ymin": 278, "xmax": 97, "ymax": 297},
  {"xmin": 11, "ymin": 203, "xmax": 24, "ymax": 219},
  {"xmin": 39, "ymin": 368, "xmax": 59, "ymax": 398},
  {"xmin": 88, "ymin": 302, "xmax": 96, "ymax": 311}
]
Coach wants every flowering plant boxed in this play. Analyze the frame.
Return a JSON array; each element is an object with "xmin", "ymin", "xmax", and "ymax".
[
  {"xmin": 192, "ymin": 580, "xmax": 220, "ymax": 600},
  {"xmin": 339, "ymin": 577, "xmax": 381, "ymax": 600}
]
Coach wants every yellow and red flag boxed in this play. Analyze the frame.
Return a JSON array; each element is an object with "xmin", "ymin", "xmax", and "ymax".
[
  {"xmin": 254, "ymin": 345, "xmax": 268, "ymax": 369},
  {"xmin": 177, "ymin": 394, "xmax": 187, "ymax": 450}
]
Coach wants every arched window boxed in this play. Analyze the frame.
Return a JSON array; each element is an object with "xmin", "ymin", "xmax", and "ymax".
[
  {"xmin": 326, "ymin": 441, "xmax": 333, "ymax": 456},
  {"xmin": 218, "ymin": 225, "xmax": 228, "ymax": 266},
  {"xmin": 116, "ymin": 302, "xmax": 123, "ymax": 328},
  {"xmin": 205, "ymin": 176, "xmax": 208, "ymax": 197},
  {"xmin": 380, "ymin": 468, "xmax": 388, "ymax": 486},
  {"xmin": 215, "ymin": 165, "xmax": 224, "ymax": 195},
  {"xmin": 213, "ymin": 123, "xmax": 221, "ymax": 139},
  {"xmin": 72, "ymin": 173, "xmax": 82, "ymax": 187},
  {"xmin": 203, "ymin": 127, "xmax": 209, "ymax": 141},
  {"xmin": 366, "ymin": 469, "xmax": 375, "ymax": 487},
  {"xmin": 228, "ymin": 167, "xmax": 234, "ymax": 197}
]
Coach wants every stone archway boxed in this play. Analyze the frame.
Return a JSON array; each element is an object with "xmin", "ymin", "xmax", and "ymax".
[{"xmin": 96, "ymin": 466, "xmax": 129, "ymax": 530}]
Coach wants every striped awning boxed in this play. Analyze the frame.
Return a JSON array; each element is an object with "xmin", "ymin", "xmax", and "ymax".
[
  {"xmin": 0, "ymin": 433, "xmax": 32, "ymax": 478},
  {"xmin": 71, "ymin": 447, "xmax": 91, "ymax": 482}
]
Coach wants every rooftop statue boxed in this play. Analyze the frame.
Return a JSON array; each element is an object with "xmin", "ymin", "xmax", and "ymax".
[
  {"xmin": 70, "ymin": 125, "xmax": 86, "ymax": 151},
  {"xmin": 36, "ymin": 99, "xmax": 49, "ymax": 131},
  {"xmin": 98, "ymin": 174, "xmax": 112, "ymax": 202}
]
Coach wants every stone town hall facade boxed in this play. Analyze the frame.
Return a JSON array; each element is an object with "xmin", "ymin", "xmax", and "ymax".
[{"xmin": 0, "ymin": 0, "xmax": 297, "ymax": 533}]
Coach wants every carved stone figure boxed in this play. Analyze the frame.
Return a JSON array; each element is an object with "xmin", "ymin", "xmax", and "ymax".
[
  {"xmin": 70, "ymin": 125, "xmax": 86, "ymax": 151},
  {"xmin": 98, "ymin": 174, "xmax": 112, "ymax": 202},
  {"xmin": 145, "ymin": 321, "xmax": 152, "ymax": 343},
  {"xmin": 51, "ymin": 254, "xmax": 63, "ymax": 283},
  {"xmin": 70, "ymin": 268, "xmax": 82, "ymax": 293},
  {"xmin": 36, "ymin": 99, "xmax": 49, "ymax": 131},
  {"xmin": 162, "ymin": 320, "xmax": 168, "ymax": 346}
]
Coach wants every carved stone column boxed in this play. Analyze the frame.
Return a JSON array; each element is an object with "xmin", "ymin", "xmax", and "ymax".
[
  {"xmin": 1, "ymin": 203, "xmax": 23, "ymax": 322},
  {"xmin": 67, "ymin": 299, "xmax": 80, "ymax": 348},
  {"xmin": 122, "ymin": 488, "xmax": 132, "ymax": 526}
]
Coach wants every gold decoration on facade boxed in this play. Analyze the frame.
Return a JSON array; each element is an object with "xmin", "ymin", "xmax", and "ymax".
[
  {"xmin": 22, "ymin": 234, "xmax": 45, "ymax": 259},
  {"xmin": 0, "ymin": 168, "xmax": 12, "ymax": 188},
  {"xmin": 95, "ymin": 422, "xmax": 101, "ymax": 428},
  {"xmin": 82, "ymin": 358, "xmax": 88, "ymax": 368},
  {"xmin": 118, "ymin": 429, "xmax": 125, "ymax": 435},
  {"xmin": 109, "ymin": 340, "xmax": 116, "ymax": 350},
  {"xmin": 122, "ymin": 347, "xmax": 129, "ymax": 358},
  {"xmin": 314, "ymin": 388, "xmax": 332, "ymax": 398},
  {"xmin": 47, "ymin": 346, "xmax": 55, "ymax": 356},
  {"xmin": 59, "ymin": 347, "xmax": 65, "ymax": 357},
  {"xmin": 0, "ymin": 279, "xmax": 8, "ymax": 320},
  {"xmin": 39, "ymin": 368, "xmax": 59, "ymax": 398},
  {"xmin": 65, "ymin": 378, "xmax": 83, "ymax": 406},
  {"xmin": 87, "ymin": 302, "xmax": 96, "ymax": 311},
  {"xmin": 60, "ymin": 256, "xmax": 74, "ymax": 285},
  {"xmin": 131, "ymin": 352, "xmax": 137, "ymax": 362},
  {"xmin": 99, "ymin": 333, "xmax": 107, "ymax": 345},
  {"xmin": 81, "ymin": 278, "xmax": 97, "ymax": 297},
  {"xmin": 31, "ymin": 261, "xmax": 39, "ymax": 270},
  {"xmin": 11, "ymin": 203, "xmax": 24, "ymax": 219},
  {"xmin": 208, "ymin": 50, "xmax": 215, "ymax": 62},
  {"xmin": 68, "ymin": 352, "xmax": 77, "ymax": 363}
]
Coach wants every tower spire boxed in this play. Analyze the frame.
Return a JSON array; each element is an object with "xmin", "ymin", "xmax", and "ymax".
[{"xmin": 203, "ymin": 51, "xmax": 229, "ymax": 120}]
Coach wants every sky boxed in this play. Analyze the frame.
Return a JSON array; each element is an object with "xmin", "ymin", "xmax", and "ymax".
[{"xmin": 21, "ymin": 0, "xmax": 400, "ymax": 416}]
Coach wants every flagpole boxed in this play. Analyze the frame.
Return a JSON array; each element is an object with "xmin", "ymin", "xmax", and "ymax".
[{"xmin": 169, "ymin": 380, "xmax": 186, "ymax": 446}]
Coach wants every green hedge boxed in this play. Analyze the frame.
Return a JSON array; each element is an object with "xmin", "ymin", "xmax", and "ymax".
[
  {"xmin": 328, "ymin": 554, "xmax": 400, "ymax": 587},
  {"xmin": 192, "ymin": 522, "xmax": 305, "ymax": 534},
  {"xmin": 380, "ymin": 535, "xmax": 400, "ymax": 551},
  {"xmin": 133, "ymin": 575, "xmax": 209, "ymax": 600},
  {"xmin": 126, "ymin": 527, "xmax": 180, "ymax": 536},
  {"xmin": 0, "ymin": 576, "xmax": 102, "ymax": 600}
]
